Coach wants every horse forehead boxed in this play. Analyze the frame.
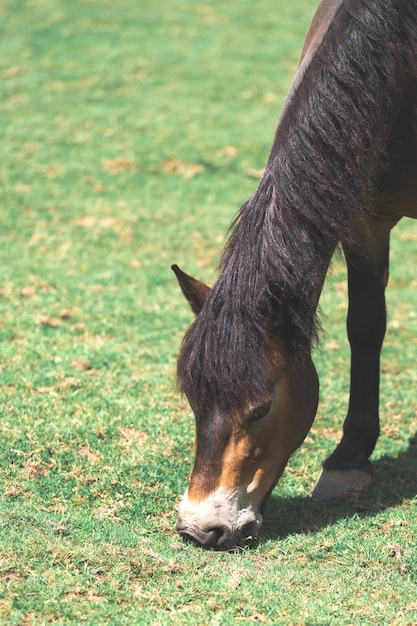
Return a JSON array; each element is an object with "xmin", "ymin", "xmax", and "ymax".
[{"xmin": 195, "ymin": 405, "xmax": 237, "ymax": 438}]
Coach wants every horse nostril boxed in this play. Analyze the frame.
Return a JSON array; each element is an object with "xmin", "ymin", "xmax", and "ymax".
[
  {"xmin": 184, "ymin": 529, "xmax": 219, "ymax": 548},
  {"xmin": 176, "ymin": 522, "xmax": 228, "ymax": 549}
]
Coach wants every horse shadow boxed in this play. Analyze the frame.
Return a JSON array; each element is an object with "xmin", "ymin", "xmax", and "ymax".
[{"xmin": 260, "ymin": 433, "xmax": 417, "ymax": 542}]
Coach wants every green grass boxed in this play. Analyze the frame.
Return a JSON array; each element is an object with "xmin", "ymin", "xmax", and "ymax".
[{"xmin": 0, "ymin": 0, "xmax": 416, "ymax": 624}]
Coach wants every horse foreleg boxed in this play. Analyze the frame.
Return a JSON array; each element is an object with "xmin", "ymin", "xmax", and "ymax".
[{"xmin": 312, "ymin": 230, "xmax": 390, "ymax": 499}]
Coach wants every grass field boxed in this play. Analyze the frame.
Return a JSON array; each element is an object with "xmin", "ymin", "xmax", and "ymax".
[{"xmin": 0, "ymin": 0, "xmax": 416, "ymax": 624}]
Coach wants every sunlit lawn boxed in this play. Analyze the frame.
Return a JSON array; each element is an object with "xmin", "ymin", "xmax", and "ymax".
[{"xmin": 0, "ymin": 0, "xmax": 416, "ymax": 624}]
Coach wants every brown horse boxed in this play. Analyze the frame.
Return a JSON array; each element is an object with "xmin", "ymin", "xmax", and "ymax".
[{"xmin": 173, "ymin": 0, "xmax": 417, "ymax": 550}]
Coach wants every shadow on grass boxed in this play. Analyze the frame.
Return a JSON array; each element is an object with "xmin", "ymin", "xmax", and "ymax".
[{"xmin": 260, "ymin": 433, "xmax": 417, "ymax": 542}]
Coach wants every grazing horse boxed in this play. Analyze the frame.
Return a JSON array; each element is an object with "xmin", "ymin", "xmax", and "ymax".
[{"xmin": 173, "ymin": 0, "xmax": 417, "ymax": 550}]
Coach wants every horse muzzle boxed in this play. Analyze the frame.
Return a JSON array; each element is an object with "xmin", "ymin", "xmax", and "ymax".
[
  {"xmin": 176, "ymin": 488, "xmax": 263, "ymax": 550},
  {"xmin": 176, "ymin": 519, "xmax": 260, "ymax": 550}
]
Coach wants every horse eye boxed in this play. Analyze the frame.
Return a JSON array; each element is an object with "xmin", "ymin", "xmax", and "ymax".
[{"xmin": 248, "ymin": 401, "xmax": 272, "ymax": 423}]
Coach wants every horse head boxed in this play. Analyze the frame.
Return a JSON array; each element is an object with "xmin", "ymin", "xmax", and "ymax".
[{"xmin": 172, "ymin": 265, "xmax": 319, "ymax": 550}]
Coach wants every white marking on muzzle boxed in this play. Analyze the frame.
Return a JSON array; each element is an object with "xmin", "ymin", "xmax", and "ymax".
[{"xmin": 177, "ymin": 487, "xmax": 263, "ymax": 537}]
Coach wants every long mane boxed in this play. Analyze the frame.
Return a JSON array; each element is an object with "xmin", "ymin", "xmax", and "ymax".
[{"xmin": 178, "ymin": 0, "xmax": 417, "ymax": 415}]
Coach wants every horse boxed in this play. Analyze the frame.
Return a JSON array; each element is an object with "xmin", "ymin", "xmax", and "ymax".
[{"xmin": 172, "ymin": 0, "xmax": 417, "ymax": 550}]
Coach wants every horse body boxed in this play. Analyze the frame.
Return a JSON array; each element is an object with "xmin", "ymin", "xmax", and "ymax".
[{"xmin": 174, "ymin": 0, "xmax": 417, "ymax": 549}]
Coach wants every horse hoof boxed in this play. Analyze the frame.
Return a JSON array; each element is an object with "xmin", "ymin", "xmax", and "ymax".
[{"xmin": 310, "ymin": 468, "xmax": 373, "ymax": 500}]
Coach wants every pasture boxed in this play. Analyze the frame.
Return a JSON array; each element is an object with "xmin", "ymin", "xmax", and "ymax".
[{"xmin": 0, "ymin": 0, "xmax": 416, "ymax": 623}]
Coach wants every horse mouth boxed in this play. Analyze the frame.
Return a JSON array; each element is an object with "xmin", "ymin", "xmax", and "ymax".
[{"xmin": 176, "ymin": 520, "xmax": 259, "ymax": 551}]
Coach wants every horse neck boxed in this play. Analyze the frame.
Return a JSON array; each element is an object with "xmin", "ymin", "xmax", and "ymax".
[
  {"xmin": 218, "ymin": 170, "xmax": 336, "ymax": 360},
  {"xmin": 221, "ymin": 0, "xmax": 417, "ymax": 352}
]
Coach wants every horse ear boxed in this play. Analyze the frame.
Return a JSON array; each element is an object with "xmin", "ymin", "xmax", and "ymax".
[{"xmin": 171, "ymin": 264, "xmax": 210, "ymax": 315}]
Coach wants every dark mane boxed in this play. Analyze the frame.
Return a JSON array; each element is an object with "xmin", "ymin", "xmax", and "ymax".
[{"xmin": 177, "ymin": 0, "xmax": 417, "ymax": 415}]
